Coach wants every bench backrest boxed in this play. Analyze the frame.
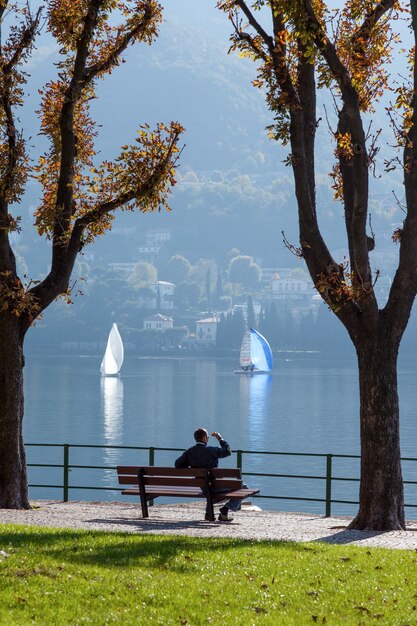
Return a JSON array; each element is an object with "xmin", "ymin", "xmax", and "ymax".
[
  {"xmin": 117, "ymin": 465, "xmax": 243, "ymax": 490},
  {"xmin": 117, "ymin": 466, "xmax": 209, "ymax": 489},
  {"xmin": 210, "ymin": 467, "xmax": 243, "ymax": 491}
]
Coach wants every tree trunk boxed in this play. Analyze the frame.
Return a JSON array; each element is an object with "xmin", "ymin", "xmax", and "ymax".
[
  {"xmin": 348, "ymin": 339, "xmax": 405, "ymax": 530},
  {"xmin": 0, "ymin": 314, "xmax": 29, "ymax": 509}
]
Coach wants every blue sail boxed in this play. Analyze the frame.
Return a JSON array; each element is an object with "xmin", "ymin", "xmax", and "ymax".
[{"xmin": 249, "ymin": 328, "xmax": 273, "ymax": 372}]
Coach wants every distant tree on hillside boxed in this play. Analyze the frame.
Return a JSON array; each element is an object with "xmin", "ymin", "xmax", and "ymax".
[
  {"xmin": 191, "ymin": 258, "xmax": 218, "ymax": 293},
  {"xmin": 259, "ymin": 302, "xmax": 281, "ymax": 347},
  {"xmin": 0, "ymin": 1, "xmax": 183, "ymax": 509},
  {"xmin": 217, "ymin": 295, "xmax": 232, "ymax": 311},
  {"xmin": 216, "ymin": 308, "xmax": 245, "ymax": 348},
  {"xmin": 129, "ymin": 261, "xmax": 158, "ymax": 289},
  {"xmin": 174, "ymin": 281, "xmax": 200, "ymax": 310},
  {"xmin": 246, "ymin": 294, "xmax": 256, "ymax": 328},
  {"xmin": 228, "ymin": 255, "xmax": 261, "ymax": 290},
  {"xmin": 215, "ymin": 269, "xmax": 224, "ymax": 305},
  {"xmin": 297, "ymin": 311, "xmax": 316, "ymax": 351},
  {"xmin": 164, "ymin": 255, "xmax": 191, "ymax": 284},
  {"xmin": 205, "ymin": 269, "xmax": 212, "ymax": 312}
]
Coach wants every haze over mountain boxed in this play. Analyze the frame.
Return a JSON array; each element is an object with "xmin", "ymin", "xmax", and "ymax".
[{"xmin": 14, "ymin": 1, "xmax": 406, "ymax": 278}]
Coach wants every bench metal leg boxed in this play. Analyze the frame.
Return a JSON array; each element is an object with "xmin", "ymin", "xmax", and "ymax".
[
  {"xmin": 139, "ymin": 491, "xmax": 149, "ymax": 518},
  {"xmin": 204, "ymin": 471, "xmax": 216, "ymax": 521},
  {"xmin": 206, "ymin": 494, "xmax": 215, "ymax": 521},
  {"xmin": 137, "ymin": 468, "xmax": 149, "ymax": 518}
]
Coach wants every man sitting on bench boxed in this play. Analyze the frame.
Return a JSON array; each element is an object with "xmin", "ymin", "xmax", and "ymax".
[{"xmin": 174, "ymin": 427, "xmax": 246, "ymax": 522}]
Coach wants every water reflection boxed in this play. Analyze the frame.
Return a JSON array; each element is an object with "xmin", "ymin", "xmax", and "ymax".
[
  {"xmin": 101, "ymin": 376, "xmax": 124, "ymax": 467},
  {"xmin": 241, "ymin": 374, "xmax": 272, "ymax": 449}
]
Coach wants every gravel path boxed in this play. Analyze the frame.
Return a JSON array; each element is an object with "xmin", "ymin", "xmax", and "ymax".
[{"xmin": 1, "ymin": 500, "xmax": 417, "ymax": 550}]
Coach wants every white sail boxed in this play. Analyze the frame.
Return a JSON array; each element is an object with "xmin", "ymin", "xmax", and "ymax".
[
  {"xmin": 100, "ymin": 323, "xmax": 124, "ymax": 376},
  {"xmin": 239, "ymin": 328, "xmax": 252, "ymax": 368}
]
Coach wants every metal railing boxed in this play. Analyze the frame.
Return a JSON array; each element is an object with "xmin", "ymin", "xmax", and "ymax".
[{"xmin": 25, "ymin": 443, "xmax": 417, "ymax": 517}]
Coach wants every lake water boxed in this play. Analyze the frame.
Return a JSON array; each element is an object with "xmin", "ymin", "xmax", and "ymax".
[{"xmin": 23, "ymin": 352, "xmax": 417, "ymax": 518}]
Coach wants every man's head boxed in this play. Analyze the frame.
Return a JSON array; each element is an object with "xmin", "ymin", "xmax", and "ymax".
[{"xmin": 194, "ymin": 427, "xmax": 209, "ymax": 443}]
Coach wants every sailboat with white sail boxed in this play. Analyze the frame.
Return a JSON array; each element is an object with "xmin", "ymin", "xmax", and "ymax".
[
  {"xmin": 234, "ymin": 327, "xmax": 273, "ymax": 375},
  {"xmin": 100, "ymin": 323, "xmax": 124, "ymax": 376}
]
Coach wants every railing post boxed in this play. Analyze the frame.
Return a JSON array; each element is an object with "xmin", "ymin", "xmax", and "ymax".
[
  {"xmin": 236, "ymin": 450, "xmax": 243, "ymax": 470},
  {"xmin": 325, "ymin": 454, "xmax": 332, "ymax": 517},
  {"xmin": 63, "ymin": 444, "xmax": 69, "ymax": 502},
  {"xmin": 148, "ymin": 447, "xmax": 155, "ymax": 507}
]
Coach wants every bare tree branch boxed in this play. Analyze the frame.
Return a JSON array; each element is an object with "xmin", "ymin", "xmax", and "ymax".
[
  {"xmin": 2, "ymin": 7, "xmax": 42, "ymax": 73},
  {"xmin": 234, "ymin": 0, "xmax": 274, "ymax": 50}
]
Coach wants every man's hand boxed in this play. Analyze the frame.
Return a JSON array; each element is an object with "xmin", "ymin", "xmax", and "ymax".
[{"xmin": 211, "ymin": 432, "xmax": 222, "ymax": 441}]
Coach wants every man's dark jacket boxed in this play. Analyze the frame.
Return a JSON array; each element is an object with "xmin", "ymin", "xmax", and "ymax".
[{"xmin": 174, "ymin": 440, "xmax": 231, "ymax": 469}]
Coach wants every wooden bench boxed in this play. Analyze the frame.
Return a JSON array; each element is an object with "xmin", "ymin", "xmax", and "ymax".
[{"xmin": 116, "ymin": 465, "xmax": 260, "ymax": 521}]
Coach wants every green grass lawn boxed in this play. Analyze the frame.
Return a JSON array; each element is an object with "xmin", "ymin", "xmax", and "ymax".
[{"xmin": 0, "ymin": 524, "xmax": 416, "ymax": 625}]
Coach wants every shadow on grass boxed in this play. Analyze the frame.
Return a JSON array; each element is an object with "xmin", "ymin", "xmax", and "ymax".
[
  {"xmin": 87, "ymin": 516, "xmax": 228, "ymax": 531},
  {"xmin": 315, "ymin": 528, "xmax": 388, "ymax": 546},
  {"xmin": 86, "ymin": 515, "xmax": 408, "ymax": 548},
  {"xmin": 0, "ymin": 525, "xmax": 306, "ymax": 571}
]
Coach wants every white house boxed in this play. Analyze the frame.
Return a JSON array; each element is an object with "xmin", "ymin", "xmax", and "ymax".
[
  {"xmin": 195, "ymin": 317, "xmax": 218, "ymax": 345},
  {"xmin": 151, "ymin": 281, "xmax": 175, "ymax": 310},
  {"xmin": 271, "ymin": 274, "xmax": 314, "ymax": 298},
  {"xmin": 270, "ymin": 274, "xmax": 316, "ymax": 319},
  {"xmin": 261, "ymin": 267, "xmax": 292, "ymax": 286},
  {"xmin": 143, "ymin": 314, "xmax": 174, "ymax": 331}
]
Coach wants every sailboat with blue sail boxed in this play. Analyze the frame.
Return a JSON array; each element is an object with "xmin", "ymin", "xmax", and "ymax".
[{"xmin": 234, "ymin": 327, "xmax": 273, "ymax": 375}]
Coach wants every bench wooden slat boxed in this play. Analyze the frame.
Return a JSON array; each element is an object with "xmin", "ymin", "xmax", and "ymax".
[
  {"xmin": 121, "ymin": 487, "xmax": 259, "ymax": 500},
  {"xmin": 130, "ymin": 485, "xmax": 204, "ymax": 493},
  {"xmin": 211, "ymin": 478, "xmax": 243, "ymax": 490},
  {"xmin": 141, "ymin": 477, "xmax": 208, "ymax": 488},
  {"xmin": 122, "ymin": 487, "xmax": 259, "ymax": 499},
  {"xmin": 217, "ymin": 489, "xmax": 259, "ymax": 497},
  {"xmin": 122, "ymin": 488, "xmax": 205, "ymax": 496},
  {"xmin": 117, "ymin": 466, "xmax": 208, "ymax": 477},
  {"xmin": 211, "ymin": 468, "xmax": 242, "ymax": 478},
  {"xmin": 118, "ymin": 475, "xmax": 139, "ymax": 485},
  {"xmin": 118, "ymin": 475, "xmax": 208, "ymax": 488}
]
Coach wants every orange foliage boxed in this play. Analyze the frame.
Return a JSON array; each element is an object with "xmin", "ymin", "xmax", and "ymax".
[{"xmin": 0, "ymin": 272, "xmax": 40, "ymax": 319}]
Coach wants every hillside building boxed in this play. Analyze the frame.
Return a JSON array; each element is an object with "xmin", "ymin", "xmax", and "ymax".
[
  {"xmin": 270, "ymin": 274, "xmax": 316, "ymax": 319},
  {"xmin": 143, "ymin": 314, "xmax": 174, "ymax": 331},
  {"xmin": 151, "ymin": 281, "xmax": 175, "ymax": 310},
  {"xmin": 195, "ymin": 316, "xmax": 218, "ymax": 346}
]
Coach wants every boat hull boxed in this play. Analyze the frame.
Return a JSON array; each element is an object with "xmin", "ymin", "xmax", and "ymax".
[{"xmin": 234, "ymin": 369, "xmax": 271, "ymax": 375}]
